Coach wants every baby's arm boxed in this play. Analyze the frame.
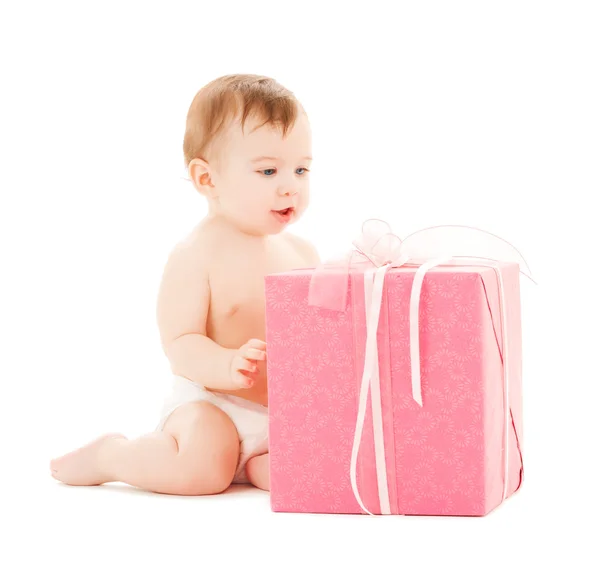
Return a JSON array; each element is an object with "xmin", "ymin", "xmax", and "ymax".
[{"xmin": 156, "ymin": 241, "xmax": 239, "ymax": 390}]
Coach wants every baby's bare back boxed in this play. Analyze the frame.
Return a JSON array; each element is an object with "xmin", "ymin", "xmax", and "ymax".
[{"xmin": 157, "ymin": 217, "xmax": 318, "ymax": 407}]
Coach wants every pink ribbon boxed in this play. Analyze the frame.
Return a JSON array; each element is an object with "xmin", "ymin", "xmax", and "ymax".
[{"xmin": 308, "ymin": 219, "xmax": 534, "ymax": 516}]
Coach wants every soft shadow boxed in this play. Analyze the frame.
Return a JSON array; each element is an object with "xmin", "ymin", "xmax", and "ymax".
[
  {"xmin": 223, "ymin": 484, "xmax": 266, "ymax": 496},
  {"xmin": 53, "ymin": 480, "xmax": 268, "ymax": 500}
]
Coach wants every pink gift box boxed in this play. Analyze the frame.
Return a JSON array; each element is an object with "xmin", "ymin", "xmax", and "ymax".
[{"xmin": 265, "ymin": 262, "xmax": 524, "ymax": 516}]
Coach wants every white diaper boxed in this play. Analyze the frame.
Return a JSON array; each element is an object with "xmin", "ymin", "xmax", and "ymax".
[{"xmin": 157, "ymin": 375, "xmax": 269, "ymax": 484}]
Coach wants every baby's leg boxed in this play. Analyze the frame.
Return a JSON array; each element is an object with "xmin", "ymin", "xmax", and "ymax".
[
  {"xmin": 245, "ymin": 453, "xmax": 270, "ymax": 491},
  {"xmin": 50, "ymin": 401, "xmax": 240, "ymax": 495}
]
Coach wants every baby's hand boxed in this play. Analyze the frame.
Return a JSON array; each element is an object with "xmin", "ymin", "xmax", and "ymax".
[{"xmin": 229, "ymin": 338, "xmax": 267, "ymax": 389}]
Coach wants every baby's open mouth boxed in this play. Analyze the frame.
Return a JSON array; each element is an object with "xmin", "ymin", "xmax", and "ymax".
[{"xmin": 272, "ymin": 207, "xmax": 295, "ymax": 223}]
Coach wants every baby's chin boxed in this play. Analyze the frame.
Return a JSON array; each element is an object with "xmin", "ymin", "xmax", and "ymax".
[
  {"xmin": 264, "ymin": 221, "xmax": 291, "ymax": 235},
  {"xmin": 230, "ymin": 210, "xmax": 299, "ymax": 236}
]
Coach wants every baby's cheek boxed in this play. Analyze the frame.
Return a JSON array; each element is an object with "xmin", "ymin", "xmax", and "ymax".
[{"xmin": 241, "ymin": 197, "xmax": 264, "ymax": 214}]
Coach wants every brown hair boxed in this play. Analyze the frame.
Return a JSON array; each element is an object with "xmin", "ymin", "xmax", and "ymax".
[{"xmin": 183, "ymin": 74, "xmax": 302, "ymax": 170}]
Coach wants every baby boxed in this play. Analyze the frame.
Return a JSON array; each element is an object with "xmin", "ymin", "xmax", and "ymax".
[{"xmin": 50, "ymin": 74, "xmax": 320, "ymax": 495}]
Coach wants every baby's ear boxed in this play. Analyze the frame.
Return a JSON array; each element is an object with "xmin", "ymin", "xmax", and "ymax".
[{"xmin": 188, "ymin": 158, "xmax": 216, "ymax": 198}]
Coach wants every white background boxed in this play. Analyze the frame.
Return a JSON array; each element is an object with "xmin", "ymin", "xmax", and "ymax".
[{"xmin": 1, "ymin": 1, "xmax": 598, "ymax": 576}]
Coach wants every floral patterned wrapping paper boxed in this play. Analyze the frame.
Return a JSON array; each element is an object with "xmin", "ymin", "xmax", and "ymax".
[{"xmin": 265, "ymin": 262, "xmax": 523, "ymax": 516}]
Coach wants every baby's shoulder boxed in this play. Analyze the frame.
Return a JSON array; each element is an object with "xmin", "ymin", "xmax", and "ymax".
[
  {"xmin": 165, "ymin": 222, "xmax": 218, "ymax": 269},
  {"xmin": 281, "ymin": 232, "xmax": 321, "ymax": 265}
]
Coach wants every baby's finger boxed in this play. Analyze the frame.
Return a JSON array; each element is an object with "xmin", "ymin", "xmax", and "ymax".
[
  {"xmin": 246, "ymin": 339, "xmax": 267, "ymax": 350},
  {"xmin": 237, "ymin": 357, "xmax": 258, "ymax": 373},
  {"xmin": 232, "ymin": 371, "xmax": 254, "ymax": 388},
  {"xmin": 232, "ymin": 356, "xmax": 256, "ymax": 374},
  {"xmin": 245, "ymin": 348, "xmax": 266, "ymax": 362}
]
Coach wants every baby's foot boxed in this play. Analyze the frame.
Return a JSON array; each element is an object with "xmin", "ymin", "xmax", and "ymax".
[{"xmin": 50, "ymin": 433, "xmax": 126, "ymax": 486}]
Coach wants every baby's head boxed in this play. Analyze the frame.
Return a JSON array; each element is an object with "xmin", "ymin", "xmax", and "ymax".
[{"xmin": 184, "ymin": 74, "xmax": 312, "ymax": 236}]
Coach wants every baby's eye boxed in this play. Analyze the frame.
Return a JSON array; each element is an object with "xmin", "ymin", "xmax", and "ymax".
[
  {"xmin": 260, "ymin": 168, "xmax": 276, "ymax": 176},
  {"xmin": 296, "ymin": 167, "xmax": 310, "ymax": 175}
]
